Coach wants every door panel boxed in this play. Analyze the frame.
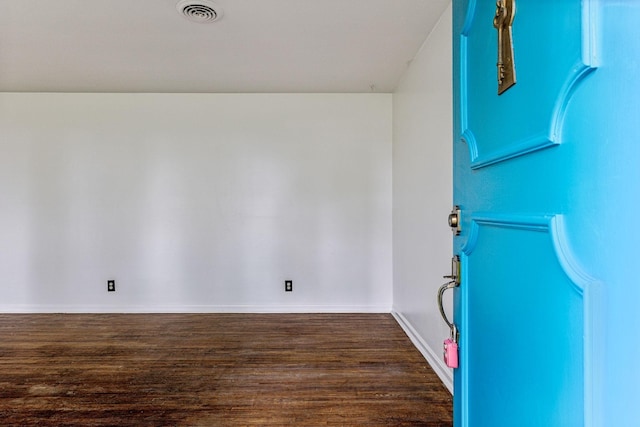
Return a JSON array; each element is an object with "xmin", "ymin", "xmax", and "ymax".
[
  {"xmin": 460, "ymin": 0, "xmax": 595, "ymax": 169},
  {"xmin": 463, "ymin": 216, "xmax": 584, "ymax": 426},
  {"xmin": 452, "ymin": 1, "xmax": 600, "ymax": 425},
  {"xmin": 454, "ymin": 0, "xmax": 640, "ymax": 425}
]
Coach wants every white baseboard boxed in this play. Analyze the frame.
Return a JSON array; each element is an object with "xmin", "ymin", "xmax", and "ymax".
[
  {"xmin": 0, "ymin": 304, "xmax": 391, "ymax": 314},
  {"xmin": 392, "ymin": 310, "xmax": 453, "ymax": 394}
]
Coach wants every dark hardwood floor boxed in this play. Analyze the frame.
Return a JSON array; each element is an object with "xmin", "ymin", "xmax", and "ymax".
[{"xmin": 0, "ymin": 313, "xmax": 452, "ymax": 426}]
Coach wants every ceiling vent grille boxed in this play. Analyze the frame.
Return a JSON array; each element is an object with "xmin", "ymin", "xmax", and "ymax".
[{"xmin": 176, "ymin": 0, "xmax": 223, "ymax": 23}]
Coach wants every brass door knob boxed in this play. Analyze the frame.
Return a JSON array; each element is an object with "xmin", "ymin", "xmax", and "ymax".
[
  {"xmin": 448, "ymin": 206, "xmax": 461, "ymax": 235},
  {"xmin": 448, "ymin": 213, "xmax": 459, "ymax": 228}
]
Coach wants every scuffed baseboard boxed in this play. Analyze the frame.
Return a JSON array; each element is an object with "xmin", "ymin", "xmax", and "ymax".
[{"xmin": 392, "ymin": 310, "xmax": 453, "ymax": 394}]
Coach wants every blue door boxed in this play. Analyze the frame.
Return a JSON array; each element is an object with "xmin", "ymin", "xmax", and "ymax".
[{"xmin": 452, "ymin": 1, "xmax": 640, "ymax": 425}]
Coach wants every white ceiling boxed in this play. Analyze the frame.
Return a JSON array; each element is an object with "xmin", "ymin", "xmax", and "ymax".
[{"xmin": 0, "ymin": 0, "xmax": 450, "ymax": 93}]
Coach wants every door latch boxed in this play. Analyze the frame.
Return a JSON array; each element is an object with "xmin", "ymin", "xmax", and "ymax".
[{"xmin": 443, "ymin": 255, "xmax": 461, "ymax": 285}]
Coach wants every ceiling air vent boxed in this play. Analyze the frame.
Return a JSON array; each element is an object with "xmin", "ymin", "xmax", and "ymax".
[{"xmin": 176, "ymin": 0, "xmax": 223, "ymax": 23}]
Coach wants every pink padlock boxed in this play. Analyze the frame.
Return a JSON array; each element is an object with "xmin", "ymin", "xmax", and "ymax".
[{"xmin": 443, "ymin": 338, "xmax": 459, "ymax": 368}]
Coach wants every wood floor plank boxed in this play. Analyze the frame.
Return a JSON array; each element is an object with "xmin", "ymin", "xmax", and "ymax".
[{"xmin": 0, "ymin": 313, "xmax": 452, "ymax": 426}]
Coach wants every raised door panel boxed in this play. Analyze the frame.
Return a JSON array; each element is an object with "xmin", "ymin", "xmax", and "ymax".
[
  {"xmin": 462, "ymin": 216, "xmax": 584, "ymax": 426},
  {"xmin": 460, "ymin": 0, "xmax": 596, "ymax": 168}
]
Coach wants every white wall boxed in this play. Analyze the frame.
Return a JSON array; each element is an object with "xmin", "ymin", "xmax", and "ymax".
[
  {"xmin": 391, "ymin": 4, "xmax": 454, "ymax": 391},
  {"xmin": 0, "ymin": 93, "xmax": 392, "ymax": 313}
]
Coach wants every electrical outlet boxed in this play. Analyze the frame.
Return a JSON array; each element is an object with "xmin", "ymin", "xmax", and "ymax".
[
  {"xmin": 107, "ymin": 280, "xmax": 116, "ymax": 292},
  {"xmin": 285, "ymin": 280, "xmax": 293, "ymax": 292}
]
